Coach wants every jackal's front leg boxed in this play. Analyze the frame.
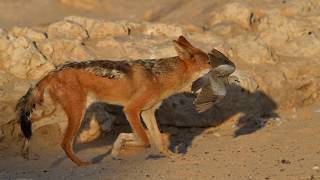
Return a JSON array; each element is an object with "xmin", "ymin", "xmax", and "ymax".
[
  {"xmin": 111, "ymin": 133, "xmax": 148, "ymax": 157},
  {"xmin": 111, "ymin": 102, "xmax": 150, "ymax": 157},
  {"xmin": 141, "ymin": 107, "xmax": 173, "ymax": 157}
]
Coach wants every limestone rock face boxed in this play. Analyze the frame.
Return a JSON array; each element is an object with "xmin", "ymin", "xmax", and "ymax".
[
  {"xmin": 0, "ymin": 6, "xmax": 319, "ymax": 140},
  {"xmin": 47, "ymin": 20, "xmax": 89, "ymax": 41},
  {"xmin": 37, "ymin": 39, "xmax": 95, "ymax": 65},
  {"xmin": 227, "ymin": 35, "xmax": 274, "ymax": 64},
  {"xmin": 142, "ymin": 23, "xmax": 184, "ymax": 37},
  {"xmin": 276, "ymin": 34, "xmax": 320, "ymax": 57},
  {"xmin": 210, "ymin": 2, "xmax": 256, "ymax": 29},
  {"xmin": 8, "ymin": 27, "xmax": 46, "ymax": 42},
  {"xmin": 257, "ymin": 13, "xmax": 314, "ymax": 46},
  {"xmin": 64, "ymin": 16, "xmax": 129, "ymax": 39},
  {"xmin": 0, "ymin": 35, "xmax": 54, "ymax": 79}
]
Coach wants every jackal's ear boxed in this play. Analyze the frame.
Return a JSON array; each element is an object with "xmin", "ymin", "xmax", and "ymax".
[
  {"xmin": 173, "ymin": 40, "xmax": 193, "ymax": 60},
  {"xmin": 177, "ymin": 36, "xmax": 193, "ymax": 48}
]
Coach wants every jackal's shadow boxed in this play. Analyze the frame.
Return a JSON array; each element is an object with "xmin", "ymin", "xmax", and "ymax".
[
  {"xmin": 77, "ymin": 84, "xmax": 278, "ymax": 157},
  {"xmin": 157, "ymin": 84, "xmax": 278, "ymax": 153}
]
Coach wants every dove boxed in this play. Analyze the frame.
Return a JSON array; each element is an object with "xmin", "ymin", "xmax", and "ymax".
[{"xmin": 192, "ymin": 48, "xmax": 236, "ymax": 112}]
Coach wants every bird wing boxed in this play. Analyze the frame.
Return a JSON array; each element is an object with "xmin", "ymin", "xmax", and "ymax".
[
  {"xmin": 193, "ymin": 75, "xmax": 226, "ymax": 112},
  {"xmin": 192, "ymin": 48, "xmax": 236, "ymax": 113}
]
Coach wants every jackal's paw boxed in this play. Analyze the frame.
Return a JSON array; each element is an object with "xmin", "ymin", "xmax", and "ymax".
[
  {"xmin": 161, "ymin": 133, "xmax": 170, "ymax": 148},
  {"xmin": 110, "ymin": 153, "xmax": 123, "ymax": 161},
  {"xmin": 21, "ymin": 150, "xmax": 29, "ymax": 160},
  {"xmin": 159, "ymin": 148, "xmax": 176, "ymax": 159},
  {"xmin": 110, "ymin": 148, "xmax": 121, "ymax": 159},
  {"xmin": 111, "ymin": 133, "xmax": 150, "ymax": 155}
]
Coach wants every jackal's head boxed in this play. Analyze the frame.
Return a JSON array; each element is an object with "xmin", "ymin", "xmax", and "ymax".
[{"xmin": 173, "ymin": 36, "xmax": 211, "ymax": 71}]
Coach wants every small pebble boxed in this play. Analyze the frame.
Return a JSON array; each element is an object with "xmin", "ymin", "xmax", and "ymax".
[
  {"xmin": 312, "ymin": 166, "xmax": 319, "ymax": 170},
  {"xmin": 280, "ymin": 159, "xmax": 291, "ymax": 164}
]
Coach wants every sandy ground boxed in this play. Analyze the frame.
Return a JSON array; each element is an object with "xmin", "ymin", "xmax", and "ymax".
[
  {"xmin": 1, "ymin": 103, "xmax": 320, "ymax": 180},
  {"xmin": 1, "ymin": 0, "xmax": 320, "ymax": 179}
]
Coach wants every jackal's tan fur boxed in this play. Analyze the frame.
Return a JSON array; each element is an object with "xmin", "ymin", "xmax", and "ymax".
[{"xmin": 16, "ymin": 36, "xmax": 212, "ymax": 166}]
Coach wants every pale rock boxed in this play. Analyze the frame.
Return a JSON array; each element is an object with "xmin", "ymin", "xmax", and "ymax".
[
  {"xmin": 37, "ymin": 39, "xmax": 95, "ymax": 65},
  {"xmin": 253, "ymin": 67, "xmax": 286, "ymax": 93},
  {"xmin": 125, "ymin": 22, "xmax": 145, "ymax": 35},
  {"xmin": 277, "ymin": 57, "xmax": 320, "ymax": 106},
  {"xmin": 121, "ymin": 38, "xmax": 175, "ymax": 59},
  {"xmin": 0, "ymin": 80, "xmax": 30, "ymax": 126},
  {"xmin": 277, "ymin": 59, "xmax": 303, "ymax": 81},
  {"xmin": 258, "ymin": 13, "xmax": 312, "ymax": 46},
  {"xmin": 0, "ymin": 15, "xmax": 320, "ymax": 136},
  {"xmin": 1, "ymin": 36, "xmax": 54, "ymax": 79},
  {"xmin": 0, "ymin": 70, "xmax": 12, "ymax": 86},
  {"xmin": 0, "ymin": 100, "xmax": 16, "ymax": 127},
  {"xmin": 213, "ymin": 133, "xmax": 221, "ymax": 137},
  {"xmin": 258, "ymin": 30, "xmax": 288, "ymax": 47},
  {"xmin": 248, "ymin": 66, "xmax": 298, "ymax": 108},
  {"xmin": 228, "ymin": 70, "xmax": 258, "ymax": 93},
  {"xmin": 307, "ymin": 14, "xmax": 320, "ymax": 29},
  {"xmin": 146, "ymin": 44, "xmax": 176, "ymax": 59},
  {"xmin": 2, "ymin": 81, "xmax": 31, "ymax": 102},
  {"xmin": 210, "ymin": 22, "xmax": 246, "ymax": 37},
  {"xmin": 0, "ymin": 31, "xmax": 10, "ymax": 69},
  {"xmin": 227, "ymin": 35, "xmax": 274, "ymax": 64},
  {"xmin": 65, "ymin": 16, "xmax": 129, "ymax": 38},
  {"xmin": 65, "ymin": 16, "xmax": 183, "ymax": 38},
  {"xmin": 8, "ymin": 27, "xmax": 46, "ymax": 41},
  {"xmin": 0, "ymin": 28, "xmax": 5, "ymax": 36},
  {"xmin": 210, "ymin": 1, "xmax": 258, "ymax": 29},
  {"xmin": 181, "ymin": 24, "xmax": 203, "ymax": 34},
  {"xmin": 94, "ymin": 36, "xmax": 125, "ymax": 58},
  {"xmin": 0, "ymin": 30, "xmax": 9, "ymax": 49},
  {"xmin": 187, "ymin": 32, "xmax": 224, "ymax": 47},
  {"xmin": 275, "ymin": 33, "xmax": 320, "ymax": 57},
  {"xmin": 143, "ymin": 22, "xmax": 184, "ymax": 37},
  {"xmin": 95, "ymin": 36, "xmax": 121, "ymax": 49},
  {"xmin": 47, "ymin": 20, "xmax": 89, "ymax": 41},
  {"xmin": 279, "ymin": 0, "xmax": 315, "ymax": 16}
]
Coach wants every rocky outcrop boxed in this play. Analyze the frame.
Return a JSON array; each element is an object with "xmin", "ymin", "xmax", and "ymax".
[{"xmin": 1, "ymin": 0, "xmax": 320, "ymax": 141}]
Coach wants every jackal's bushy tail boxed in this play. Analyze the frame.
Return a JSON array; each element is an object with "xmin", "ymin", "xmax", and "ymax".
[{"xmin": 16, "ymin": 76, "xmax": 51, "ymax": 140}]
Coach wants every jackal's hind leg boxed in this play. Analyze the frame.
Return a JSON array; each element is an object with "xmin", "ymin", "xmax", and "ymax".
[
  {"xmin": 111, "ymin": 133, "xmax": 149, "ymax": 157},
  {"xmin": 56, "ymin": 89, "xmax": 91, "ymax": 166},
  {"xmin": 61, "ymin": 121, "xmax": 92, "ymax": 166}
]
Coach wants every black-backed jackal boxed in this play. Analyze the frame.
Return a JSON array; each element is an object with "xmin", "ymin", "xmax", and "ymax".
[{"xmin": 16, "ymin": 36, "xmax": 235, "ymax": 166}]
